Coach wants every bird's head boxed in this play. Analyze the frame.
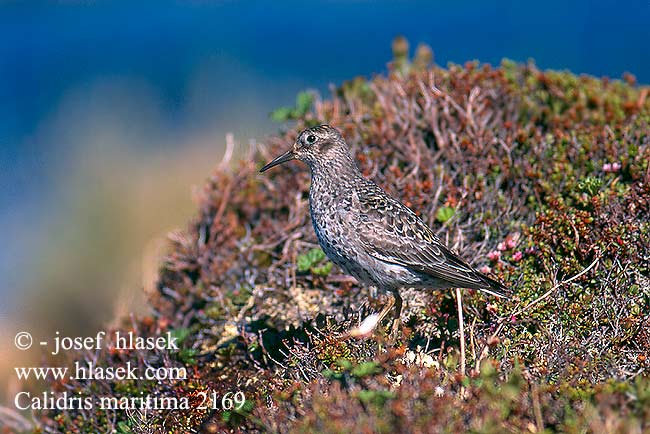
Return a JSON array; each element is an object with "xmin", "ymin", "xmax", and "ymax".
[{"xmin": 260, "ymin": 125, "xmax": 348, "ymax": 172}]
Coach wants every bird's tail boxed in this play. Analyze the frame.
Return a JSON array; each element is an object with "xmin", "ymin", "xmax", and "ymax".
[{"xmin": 477, "ymin": 272, "xmax": 512, "ymax": 298}]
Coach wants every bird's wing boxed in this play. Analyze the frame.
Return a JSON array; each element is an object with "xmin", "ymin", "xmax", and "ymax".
[{"xmin": 352, "ymin": 184, "xmax": 510, "ymax": 297}]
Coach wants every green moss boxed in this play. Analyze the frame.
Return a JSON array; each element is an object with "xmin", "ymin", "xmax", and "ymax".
[
  {"xmin": 270, "ymin": 91, "xmax": 315, "ymax": 122},
  {"xmin": 435, "ymin": 206, "xmax": 455, "ymax": 223},
  {"xmin": 297, "ymin": 247, "xmax": 333, "ymax": 276}
]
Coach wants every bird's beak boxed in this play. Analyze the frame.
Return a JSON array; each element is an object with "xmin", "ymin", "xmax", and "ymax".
[{"xmin": 259, "ymin": 149, "xmax": 295, "ymax": 172}]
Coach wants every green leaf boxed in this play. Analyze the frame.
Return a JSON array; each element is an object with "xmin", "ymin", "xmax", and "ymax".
[
  {"xmin": 270, "ymin": 91, "xmax": 313, "ymax": 122},
  {"xmin": 117, "ymin": 421, "xmax": 132, "ymax": 433},
  {"xmin": 336, "ymin": 359, "xmax": 353, "ymax": 370},
  {"xmin": 357, "ymin": 389, "xmax": 395, "ymax": 406},
  {"xmin": 578, "ymin": 176, "xmax": 602, "ymax": 196},
  {"xmin": 295, "ymin": 91, "xmax": 314, "ymax": 115},
  {"xmin": 297, "ymin": 248, "xmax": 327, "ymax": 273},
  {"xmin": 270, "ymin": 107, "xmax": 293, "ymax": 122},
  {"xmin": 178, "ymin": 348, "xmax": 198, "ymax": 365},
  {"xmin": 168, "ymin": 328, "xmax": 191, "ymax": 346},
  {"xmin": 436, "ymin": 206, "xmax": 455, "ymax": 223},
  {"xmin": 322, "ymin": 368, "xmax": 343, "ymax": 380},
  {"xmin": 297, "ymin": 254, "xmax": 312, "ymax": 272},
  {"xmin": 351, "ymin": 361, "xmax": 382, "ymax": 378},
  {"xmin": 311, "ymin": 262, "xmax": 332, "ymax": 276},
  {"xmin": 307, "ymin": 248, "xmax": 325, "ymax": 263}
]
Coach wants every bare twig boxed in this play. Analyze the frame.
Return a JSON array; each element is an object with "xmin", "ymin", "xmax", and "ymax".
[
  {"xmin": 220, "ymin": 133, "xmax": 235, "ymax": 169},
  {"xmin": 531, "ymin": 382, "xmax": 544, "ymax": 432},
  {"xmin": 512, "ymin": 255, "xmax": 600, "ymax": 318},
  {"xmin": 0, "ymin": 407, "xmax": 33, "ymax": 432}
]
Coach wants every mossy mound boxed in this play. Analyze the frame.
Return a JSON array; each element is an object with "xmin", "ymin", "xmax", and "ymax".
[{"xmin": 37, "ymin": 45, "xmax": 649, "ymax": 433}]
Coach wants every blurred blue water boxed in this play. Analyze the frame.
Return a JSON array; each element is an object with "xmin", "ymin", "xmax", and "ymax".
[{"xmin": 1, "ymin": 0, "xmax": 649, "ymax": 310}]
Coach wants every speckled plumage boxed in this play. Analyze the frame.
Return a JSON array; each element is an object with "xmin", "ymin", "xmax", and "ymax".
[{"xmin": 261, "ymin": 125, "xmax": 510, "ymax": 333}]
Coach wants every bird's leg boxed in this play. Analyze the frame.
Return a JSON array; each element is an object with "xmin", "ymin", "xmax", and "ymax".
[
  {"xmin": 388, "ymin": 290, "xmax": 403, "ymax": 341},
  {"xmin": 347, "ymin": 292, "xmax": 396, "ymax": 338},
  {"xmin": 454, "ymin": 287, "xmax": 466, "ymax": 377}
]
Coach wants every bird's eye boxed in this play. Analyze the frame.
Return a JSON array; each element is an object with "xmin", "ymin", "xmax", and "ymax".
[{"xmin": 306, "ymin": 134, "xmax": 317, "ymax": 144}]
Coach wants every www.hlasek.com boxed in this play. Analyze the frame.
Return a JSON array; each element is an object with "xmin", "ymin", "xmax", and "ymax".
[{"xmin": 13, "ymin": 330, "xmax": 246, "ymax": 411}]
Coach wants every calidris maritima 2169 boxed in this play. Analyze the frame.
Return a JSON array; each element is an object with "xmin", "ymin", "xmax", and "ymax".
[{"xmin": 260, "ymin": 125, "xmax": 510, "ymax": 337}]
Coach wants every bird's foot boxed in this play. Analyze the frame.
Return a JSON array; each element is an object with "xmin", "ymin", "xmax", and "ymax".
[{"xmin": 344, "ymin": 313, "xmax": 381, "ymax": 339}]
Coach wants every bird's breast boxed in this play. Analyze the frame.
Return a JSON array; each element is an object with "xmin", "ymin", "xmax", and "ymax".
[
  {"xmin": 308, "ymin": 184, "xmax": 372, "ymax": 278},
  {"xmin": 307, "ymin": 183, "xmax": 434, "ymax": 290}
]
